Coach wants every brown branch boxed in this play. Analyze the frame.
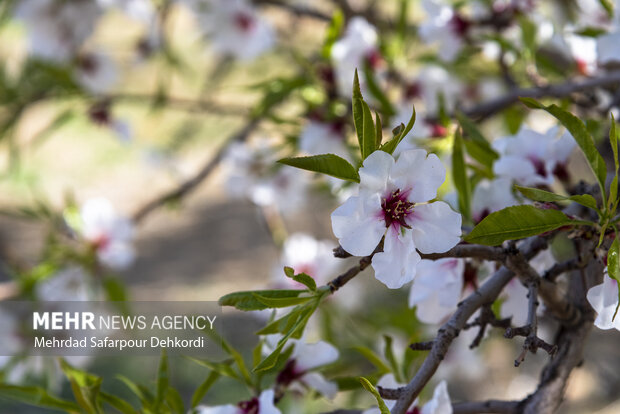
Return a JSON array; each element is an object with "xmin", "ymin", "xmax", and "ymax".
[
  {"xmin": 333, "ymin": 244, "xmax": 507, "ymax": 261},
  {"xmin": 543, "ymin": 258, "xmax": 582, "ymax": 282},
  {"xmin": 409, "ymin": 340, "xmax": 435, "ymax": 351},
  {"xmin": 390, "ymin": 236, "xmax": 549, "ymax": 414},
  {"xmin": 463, "ymin": 304, "xmax": 512, "ymax": 349},
  {"xmin": 452, "ymin": 399, "xmax": 520, "ymax": 414},
  {"xmin": 327, "ymin": 241, "xmax": 383, "ymax": 293},
  {"xmin": 132, "ymin": 118, "xmax": 260, "ymax": 223},
  {"xmin": 462, "ymin": 70, "xmax": 620, "ymax": 121}
]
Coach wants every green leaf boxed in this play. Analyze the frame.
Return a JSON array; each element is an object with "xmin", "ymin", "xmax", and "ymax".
[
  {"xmin": 100, "ymin": 392, "xmax": 137, "ymax": 414},
  {"xmin": 456, "ymin": 112, "xmax": 498, "ymax": 170},
  {"xmin": 465, "ymin": 205, "xmax": 577, "ymax": 246},
  {"xmin": 363, "ymin": 63, "xmax": 395, "ymax": 116},
  {"xmin": 609, "ymin": 115, "xmax": 619, "ymax": 213},
  {"xmin": 166, "ymin": 387, "xmax": 185, "ymax": 414},
  {"xmin": 607, "ymin": 236, "xmax": 620, "ymax": 321},
  {"xmin": 0, "ymin": 384, "xmax": 81, "ymax": 412},
  {"xmin": 256, "ymin": 305, "xmax": 307, "ymax": 335},
  {"xmin": 598, "ymin": 0, "xmax": 614, "ymax": 17},
  {"xmin": 453, "ymin": 129, "xmax": 472, "ymax": 221},
  {"xmin": 188, "ymin": 358, "xmax": 239, "ymax": 380},
  {"xmin": 219, "ymin": 289, "xmax": 307, "ymax": 311},
  {"xmin": 253, "ymin": 293, "xmax": 314, "ymax": 308},
  {"xmin": 191, "ymin": 372, "xmax": 220, "ymax": 408},
  {"xmin": 359, "ymin": 377, "xmax": 390, "ymax": 414},
  {"xmin": 278, "ymin": 154, "xmax": 360, "ymax": 182},
  {"xmin": 515, "ymin": 186, "xmax": 599, "ymax": 211},
  {"xmin": 520, "ymin": 98, "xmax": 607, "ymax": 198},
  {"xmin": 59, "ymin": 358, "xmax": 102, "ymax": 414},
  {"xmin": 352, "ymin": 69, "xmax": 365, "ymax": 154},
  {"xmin": 284, "ymin": 267, "xmax": 316, "ymax": 291},
  {"xmin": 383, "ymin": 335, "xmax": 402, "ymax": 383},
  {"xmin": 361, "ymin": 99, "xmax": 377, "ymax": 159},
  {"xmin": 154, "ymin": 349, "xmax": 169, "ymax": 411},
  {"xmin": 375, "ymin": 112, "xmax": 383, "ymax": 148},
  {"xmin": 380, "ymin": 105, "xmax": 416, "ymax": 154},
  {"xmin": 352, "ymin": 346, "xmax": 391, "ymax": 374},
  {"xmin": 116, "ymin": 376, "xmax": 154, "ymax": 406},
  {"xmin": 321, "ymin": 10, "xmax": 344, "ymax": 59}
]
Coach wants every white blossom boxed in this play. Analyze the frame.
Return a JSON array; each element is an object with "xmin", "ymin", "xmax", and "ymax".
[
  {"xmin": 331, "ymin": 150, "xmax": 462, "ymax": 289},
  {"xmin": 36, "ymin": 267, "xmax": 96, "ymax": 302},
  {"xmin": 331, "ymin": 17, "xmax": 381, "ymax": 97},
  {"xmin": 419, "ymin": 0, "xmax": 468, "ymax": 62},
  {"xmin": 79, "ymin": 198, "xmax": 135, "ymax": 270},
  {"xmin": 299, "ymin": 120, "xmax": 349, "ymax": 160},
  {"xmin": 471, "ymin": 178, "xmax": 518, "ymax": 223},
  {"xmin": 493, "ymin": 126, "xmax": 575, "ymax": 187},
  {"xmin": 273, "ymin": 233, "xmax": 340, "ymax": 287},
  {"xmin": 75, "ymin": 51, "xmax": 118, "ymax": 95},
  {"xmin": 587, "ymin": 269, "xmax": 620, "ymax": 331},
  {"xmin": 14, "ymin": 0, "xmax": 102, "ymax": 62},
  {"xmin": 409, "ymin": 258, "xmax": 464, "ymax": 324},
  {"xmin": 195, "ymin": 389, "xmax": 280, "ymax": 414},
  {"xmin": 189, "ymin": 0, "xmax": 275, "ymax": 61}
]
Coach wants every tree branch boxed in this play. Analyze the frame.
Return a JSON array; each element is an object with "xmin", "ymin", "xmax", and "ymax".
[
  {"xmin": 390, "ymin": 236, "xmax": 549, "ymax": 414},
  {"xmin": 333, "ymin": 244, "xmax": 507, "ymax": 262},
  {"xmin": 452, "ymin": 399, "xmax": 520, "ymax": 414},
  {"xmin": 327, "ymin": 241, "xmax": 383, "ymax": 293},
  {"xmin": 132, "ymin": 118, "xmax": 260, "ymax": 223}
]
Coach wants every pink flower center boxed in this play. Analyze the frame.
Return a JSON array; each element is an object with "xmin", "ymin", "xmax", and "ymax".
[
  {"xmin": 527, "ymin": 156, "xmax": 547, "ymax": 178},
  {"xmin": 276, "ymin": 359, "xmax": 304, "ymax": 386},
  {"xmin": 237, "ymin": 397, "xmax": 259, "ymax": 414},
  {"xmin": 405, "ymin": 82, "xmax": 421, "ymax": 100},
  {"xmin": 92, "ymin": 234, "xmax": 110, "ymax": 250},
  {"xmin": 234, "ymin": 12, "xmax": 255, "ymax": 32},
  {"xmin": 365, "ymin": 49, "xmax": 382, "ymax": 70},
  {"xmin": 427, "ymin": 121, "xmax": 447, "ymax": 137},
  {"xmin": 449, "ymin": 13, "xmax": 470, "ymax": 37},
  {"xmin": 382, "ymin": 189, "xmax": 414, "ymax": 229},
  {"xmin": 407, "ymin": 407, "xmax": 421, "ymax": 414}
]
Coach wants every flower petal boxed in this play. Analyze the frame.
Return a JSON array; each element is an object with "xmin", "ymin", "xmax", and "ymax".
[
  {"xmin": 258, "ymin": 389, "xmax": 281, "ymax": 414},
  {"xmin": 372, "ymin": 226, "xmax": 421, "ymax": 289},
  {"xmin": 421, "ymin": 380, "xmax": 452, "ymax": 414},
  {"xmin": 358, "ymin": 150, "xmax": 395, "ymax": 193},
  {"xmin": 409, "ymin": 202, "xmax": 461, "ymax": 254},
  {"xmin": 293, "ymin": 340, "xmax": 339, "ymax": 371},
  {"xmin": 391, "ymin": 150, "xmax": 446, "ymax": 203},
  {"xmin": 299, "ymin": 372, "xmax": 338, "ymax": 399},
  {"xmin": 194, "ymin": 405, "xmax": 238, "ymax": 414},
  {"xmin": 331, "ymin": 195, "xmax": 385, "ymax": 256},
  {"xmin": 586, "ymin": 273, "xmax": 620, "ymax": 331}
]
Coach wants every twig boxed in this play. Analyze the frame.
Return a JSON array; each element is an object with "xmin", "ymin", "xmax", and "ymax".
[
  {"xmin": 543, "ymin": 258, "xmax": 582, "ymax": 282},
  {"xmin": 327, "ymin": 241, "xmax": 383, "ymax": 293},
  {"xmin": 132, "ymin": 118, "xmax": 260, "ymax": 223},
  {"xmin": 452, "ymin": 399, "xmax": 520, "ymax": 414},
  {"xmin": 462, "ymin": 70, "xmax": 620, "ymax": 121},
  {"xmin": 333, "ymin": 244, "xmax": 507, "ymax": 261},
  {"xmin": 463, "ymin": 304, "xmax": 512, "ymax": 349},
  {"xmin": 409, "ymin": 340, "xmax": 434, "ymax": 351},
  {"xmin": 390, "ymin": 236, "xmax": 548, "ymax": 414}
]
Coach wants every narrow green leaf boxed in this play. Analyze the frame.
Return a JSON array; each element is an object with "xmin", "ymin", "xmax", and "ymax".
[
  {"xmin": 453, "ymin": 129, "xmax": 472, "ymax": 221},
  {"xmin": 191, "ymin": 371, "xmax": 220, "ymax": 408},
  {"xmin": 100, "ymin": 392, "xmax": 137, "ymax": 414},
  {"xmin": 375, "ymin": 111, "xmax": 383, "ymax": 148},
  {"xmin": 117, "ymin": 376, "xmax": 154, "ymax": 405},
  {"xmin": 321, "ymin": 10, "xmax": 344, "ymax": 59},
  {"xmin": 361, "ymin": 100, "xmax": 377, "ymax": 159},
  {"xmin": 363, "ymin": 63, "xmax": 395, "ymax": 116},
  {"xmin": 154, "ymin": 349, "xmax": 169, "ymax": 411},
  {"xmin": 255, "ymin": 305, "xmax": 306, "ymax": 335},
  {"xmin": 465, "ymin": 205, "xmax": 576, "ymax": 246},
  {"xmin": 456, "ymin": 112, "xmax": 499, "ymax": 170},
  {"xmin": 253, "ymin": 293, "xmax": 314, "ymax": 308},
  {"xmin": 515, "ymin": 186, "xmax": 598, "ymax": 211},
  {"xmin": 59, "ymin": 358, "xmax": 101, "ymax": 414},
  {"xmin": 380, "ymin": 105, "xmax": 416, "ymax": 154},
  {"xmin": 278, "ymin": 154, "xmax": 360, "ymax": 182},
  {"xmin": 187, "ymin": 358, "xmax": 239, "ymax": 379},
  {"xmin": 359, "ymin": 377, "xmax": 390, "ymax": 414},
  {"xmin": 219, "ymin": 289, "xmax": 306, "ymax": 311},
  {"xmin": 383, "ymin": 335, "xmax": 402, "ymax": 383},
  {"xmin": 0, "ymin": 384, "xmax": 80, "ymax": 412},
  {"xmin": 607, "ymin": 236, "xmax": 620, "ymax": 321},
  {"xmin": 353, "ymin": 70, "xmax": 364, "ymax": 155},
  {"xmin": 520, "ymin": 98, "xmax": 607, "ymax": 198},
  {"xmin": 609, "ymin": 115, "xmax": 619, "ymax": 213},
  {"xmin": 352, "ymin": 346, "xmax": 391, "ymax": 373},
  {"xmin": 166, "ymin": 387, "xmax": 185, "ymax": 414}
]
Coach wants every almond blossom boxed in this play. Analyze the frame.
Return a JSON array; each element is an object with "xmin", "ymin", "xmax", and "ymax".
[
  {"xmin": 586, "ymin": 269, "xmax": 620, "ymax": 331},
  {"xmin": 195, "ymin": 389, "xmax": 280, "ymax": 414},
  {"xmin": 275, "ymin": 338, "xmax": 339, "ymax": 398},
  {"xmin": 471, "ymin": 178, "xmax": 518, "ymax": 223},
  {"xmin": 188, "ymin": 0, "xmax": 275, "ymax": 61},
  {"xmin": 419, "ymin": 0, "xmax": 469, "ymax": 62},
  {"xmin": 78, "ymin": 198, "xmax": 135, "ymax": 271},
  {"xmin": 331, "ymin": 17, "xmax": 381, "ymax": 98},
  {"xmin": 14, "ymin": 0, "xmax": 102, "ymax": 62},
  {"xmin": 331, "ymin": 150, "xmax": 462, "ymax": 289},
  {"xmin": 493, "ymin": 126, "xmax": 575, "ymax": 187},
  {"xmin": 363, "ymin": 374, "xmax": 452, "ymax": 414},
  {"xmin": 75, "ymin": 51, "xmax": 118, "ymax": 95},
  {"xmin": 273, "ymin": 233, "xmax": 340, "ymax": 288},
  {"xmin": 299, "ymin": 120, "xmax": 349, "ymax": 161}
]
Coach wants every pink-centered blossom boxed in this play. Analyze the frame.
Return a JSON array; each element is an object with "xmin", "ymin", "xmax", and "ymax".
[
  {"xmin": 195, "ymin": 389, "xmax": 280, "ymax": 414},
  {"xmin": 331, "ymin": 150, "xmax": 462, "ymax": 289},
  {"xmin": 331, "ymin": 17, "xmax": 381, "ymax": 97},
  {"xmin": 419, "ymin": 0, "xmax": 469, "ymax": 62},
  {"xmin": 79, "ymin": 198, "xmax": 135, "ymax": 271},
  {"xmin": 587, "ymin": 269, "xmax": 620, "ymax": 331},
  {"xmin": 493, "ymin": 126, "xmax": 575, "ymax": 186}
]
